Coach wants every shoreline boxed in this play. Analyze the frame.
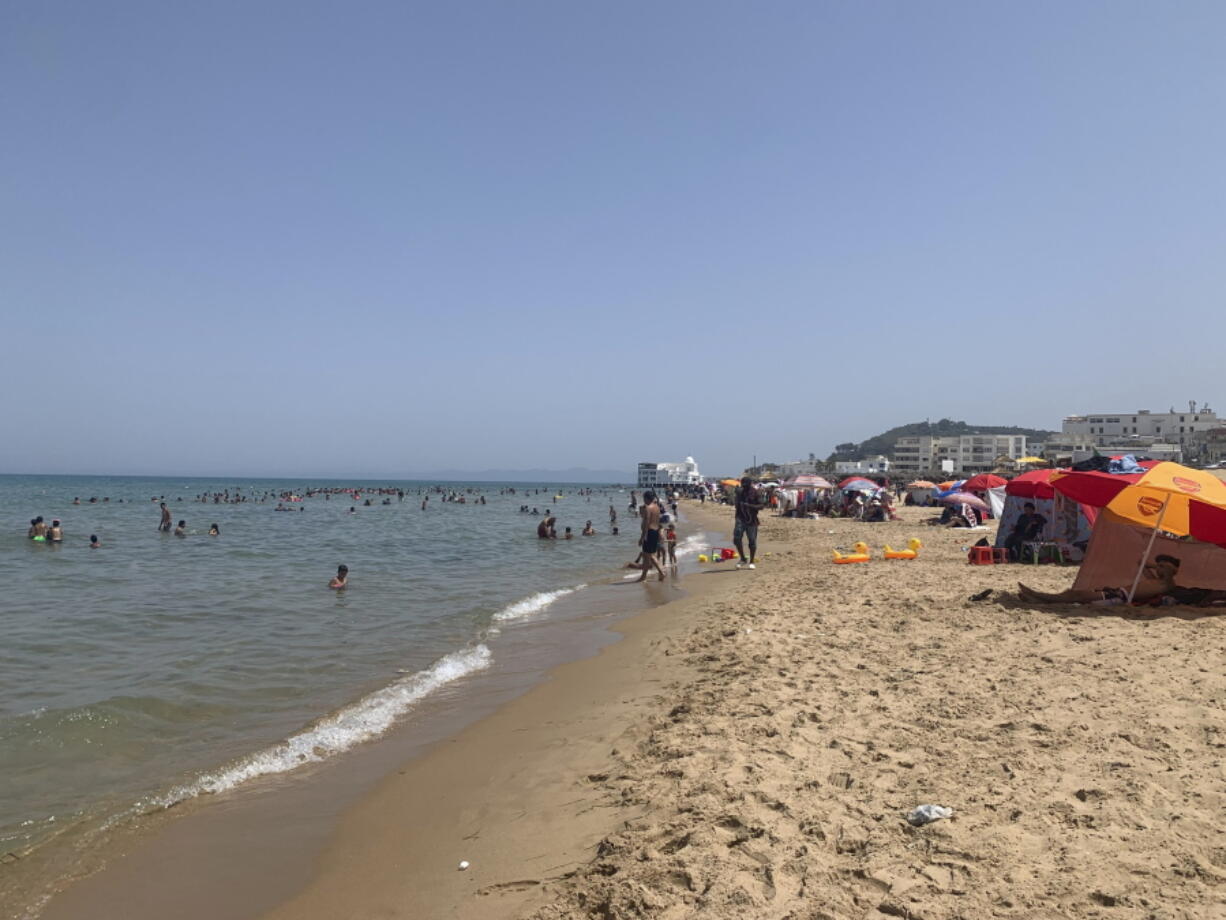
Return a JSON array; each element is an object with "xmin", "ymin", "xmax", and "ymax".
[{"xmin": 32, "ymin": 501, "xmax": 738, "ymax": 920}]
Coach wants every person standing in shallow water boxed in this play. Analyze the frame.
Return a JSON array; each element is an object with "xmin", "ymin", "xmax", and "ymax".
[
  {"xmin": 329, "ymin": 565, "xmax": 349, "ymax": 589},
  {"xmin": 159, "ymin": 502, "xmax": 172, "ymax": 532},
  {"xmin": 636, "ymin": 491, "xmax": 666, "ymax": 582}
]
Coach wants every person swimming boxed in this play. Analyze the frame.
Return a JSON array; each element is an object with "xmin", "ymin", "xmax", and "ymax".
[
  {"xmin": 174, "ymin": 520, "xmax": 187, "ymax": 537},
  {"xmin": 89, "ymin": 534, "xmax": 101, "ymax": 548},
  {"xmin": 208, "ymin": 524, "xmax": 220, "ymax": 535},
  {"xmin": 329, "ymin": 564, "xmax": 349, "ymax": 589}
]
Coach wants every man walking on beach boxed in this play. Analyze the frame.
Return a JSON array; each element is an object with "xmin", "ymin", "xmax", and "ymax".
[{"xmin": 734, "ymin": 476, "xmax": 765, "ymax": 570}]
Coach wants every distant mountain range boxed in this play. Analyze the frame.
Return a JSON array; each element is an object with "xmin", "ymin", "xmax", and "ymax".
[
  {"xmin": 827, "ymin": 419, "xmax": 1057, "ymax": 463},
  {"xmin": 412, "ymin": 467, "xmax": 633, "ymax": 483}
]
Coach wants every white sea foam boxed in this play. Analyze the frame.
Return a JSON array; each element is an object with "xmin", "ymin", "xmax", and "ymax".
[
  {"xmin": 149, "ymin": 644, "xmax": 492, "ymax": 807},
  {"xmin": 492, "ymin": 586, "xmax": 582, "ymax": 623},
  {"xmin": 675, "ymin": 532, "xmax": 708, "ymax": 558}
]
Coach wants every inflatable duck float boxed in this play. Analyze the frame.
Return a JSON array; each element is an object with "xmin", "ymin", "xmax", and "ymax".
[
  {"xmin": 832, "ymin": 541, "xmax": 871, "ymax": 564},
  {"xmin": 883, "ymin": 537, "xmax": 922, "ymax": 560}
]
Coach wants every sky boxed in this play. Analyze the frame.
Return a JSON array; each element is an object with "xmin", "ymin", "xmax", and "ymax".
[{"xmin": 4, "ymin": 1, "xmax": 1225, "ymax": 478}]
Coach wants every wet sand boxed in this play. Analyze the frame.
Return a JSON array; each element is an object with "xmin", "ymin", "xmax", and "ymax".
[{"xmin": 37, "ymin": 503, "xmax": 1226, "ymax": 919}]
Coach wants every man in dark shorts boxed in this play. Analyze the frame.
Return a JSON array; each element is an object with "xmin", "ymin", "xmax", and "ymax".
[
  {"xmin": 159, "ymin": 502, "xmax": 172, "ymax": 532},
  {"xmin": 636, "ymin": 491, "xmax": 666, "ymax": 582},
  {"xmin": 733, "ymin": 477, "xmax": 766, "ymax": 569}
]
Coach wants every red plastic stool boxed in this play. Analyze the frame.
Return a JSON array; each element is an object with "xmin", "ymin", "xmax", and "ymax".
[
  {"xmin": 992, "ymin": 547, "xmax": 1010, "ymax": 564},
  {"xmin": 967, "ymin": 546, "xmax": 995, "ymax": 565}
]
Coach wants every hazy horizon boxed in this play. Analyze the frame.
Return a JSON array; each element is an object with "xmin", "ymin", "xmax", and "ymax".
[{"xmin": 6, "ymin": 2, "xmax": 1224, "ymax": 476}]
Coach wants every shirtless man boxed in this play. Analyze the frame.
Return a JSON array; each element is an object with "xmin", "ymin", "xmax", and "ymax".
[
  {"xmin": 329, "ymin": 565, "xmax": 349, "ymax": 589},
  {"xmin": 1019, "ymin": 554, "xmax": 1180, "ymax": 606},
  {"xmin": 47, "ymin": 520, "xmax": 63, "ymax": 543},
  {"xmin": 159, "ymin": 502, "xmax": 172, "ymax": 532},
  {"xmin": 636, "ymin": 491, "xmax": 666, "ymax": 582}
]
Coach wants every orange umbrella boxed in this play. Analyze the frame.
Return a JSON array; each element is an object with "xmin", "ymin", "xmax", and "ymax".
[
  {"xmin": 1052, "ymin": 462, "xmax": 1226, "ymax": 600},
  {"xmin": 907, "ymin": 480, "xmax": 937, "ymax": 489}
]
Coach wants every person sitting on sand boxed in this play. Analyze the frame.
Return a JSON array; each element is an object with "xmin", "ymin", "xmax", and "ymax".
[
  {"xmin": 1005, "ymin": 502, "xmax": 1047, "ymax": 560},
  {"xmin": 329, "ymin": 564, "xmax": 349, "ymax": 589},
  {"xmin": 1018, "ymin": 554, "xmax": 1181, "ymax": 606},
  {"xmin": 944, "ymin": 502, "xmax": 979, "ymax": 528}
]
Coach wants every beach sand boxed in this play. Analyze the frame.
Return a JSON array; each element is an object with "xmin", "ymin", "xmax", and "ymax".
[
  {"xmin": 38, "ymin": 502, "xmax": 1226, "ymax": 919},
  {"xmin": 253, "ymin": 502, "xmax": 1226, "ymax": 920}
]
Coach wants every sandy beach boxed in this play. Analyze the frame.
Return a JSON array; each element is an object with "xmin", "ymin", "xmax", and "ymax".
[
  {"xmin": 37, "ymin": 502, "xmax": 1226, "ymax": 920},
  {"xmin": 274, "ymin": 501, "xmax": 1223, "ymax": 920}
]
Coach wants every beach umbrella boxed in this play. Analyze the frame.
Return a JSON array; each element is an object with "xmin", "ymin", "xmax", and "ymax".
[
  {"xmin": 838, "ymin": 477, "xmax": 878, "ymax": 491},
  {"xmin": 960, "ymin": 473, "xmax": 1008, "ymax": 492},
  {"xmin": 786, "ymin": 474, "xmax": 833, "ymax": 489},
  {"xmin": 937, "ymin": 491, "xmax": 990, "ymax": 513},
  {"xmin": 906, "ymin": 480, "xmax": 937, "ymax": 489},
  {"xmin": 1052, "ymin": 462, "xmax": 1226, "ymax": 600},
  {"xmin": 1005, "ymin": 469, "xmax": 1061, "ymax": 500},
  {"xmin": 1017, "ymin": 456, "xmax": 1047, "ymax": 465}
]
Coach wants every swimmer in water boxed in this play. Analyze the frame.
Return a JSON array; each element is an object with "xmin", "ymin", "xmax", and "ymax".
[
  {"xmin": 329, "ymin": 564, "xmax": 349, "ymax": 589},
  {"xmin": 174, "ymin": 520, "xmax": 187, "ymax": 537},
  {"xmin": 89, "ymin": 534, "xmax": 101, "ymax": 548},
  {"xmin": 209, "ymin": 524, "xmax": 220, "ymax": 535},
  {"xmin": 564, "ymin": 526, "xmax": 573, "ymax": 539},
  {"xmin": 48, "ymin": 520, "xmax": 63, "ymax": 543},
  {"xmin": 159, "ymin": 502, "xmax": 172, "ymax": 532},
  {"xmin": 582, "ymin": 520, "xmax": 595, "ymax": 536}
]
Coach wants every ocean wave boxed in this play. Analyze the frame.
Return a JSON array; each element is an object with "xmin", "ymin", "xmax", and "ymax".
[
  {"xmin": 147, "ymin": 644, "xmax": 492, "ymax": 807},
  {"xmin": 492, "ymin": 586, "xmax": 583, "ymax": 623}
]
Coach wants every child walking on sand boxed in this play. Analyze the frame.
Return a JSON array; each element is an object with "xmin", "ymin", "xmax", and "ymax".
[{"xmin": 666, "ymin": 525, "xmax": 677, "ymax": 566}]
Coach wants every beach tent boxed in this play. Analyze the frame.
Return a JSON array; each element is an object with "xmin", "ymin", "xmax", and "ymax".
[
  {"xmin": 994, "ymin": 469, "xmax": 1092, "ymax": 550},
  {"xmin": 1052, "ymin": 462, "xmax": 1226, "ymax": 599},
  {"xmin": 1070, "ymin": 509, "xmax": 1226, "ymax": 598},
  {"xmin": 906, "ymin": 480, "xmax": 938, "ymax": 505}
]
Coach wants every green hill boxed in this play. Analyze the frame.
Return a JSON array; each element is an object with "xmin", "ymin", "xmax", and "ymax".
[{"xmin": 827, "ymin": 419, "xmax": 1056, "ymax": 463}]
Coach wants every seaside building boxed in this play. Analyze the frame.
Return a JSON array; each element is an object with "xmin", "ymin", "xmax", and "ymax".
[
  {"xmin": 1061, "ymin": 403, "xmax": 1217, "ymax": 451},
  {"xmin": 637, "ymin": 457, "xmax": 703, "ymax": 488},
  {"xmin": 892, "ymin": 435, "xmax": 1028, "ymax": 476},
  {"xmin": 1193, "ymin": 428, "xmax": 1226, "ymax": 465},
  {"xmin": 833, "ymin": 455, "xmax": 891, "ymax": 475}
]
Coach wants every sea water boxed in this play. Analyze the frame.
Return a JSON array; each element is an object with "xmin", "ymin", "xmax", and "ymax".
[{"xmin": 0, "ymin": 475, "xmax": 706, "ymax": 917}]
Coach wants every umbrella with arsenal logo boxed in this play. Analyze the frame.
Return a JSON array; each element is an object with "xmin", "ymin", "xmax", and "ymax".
[{"xmin": 1051, "ymin": 462, "xmax": 1226, "ymax": 601}]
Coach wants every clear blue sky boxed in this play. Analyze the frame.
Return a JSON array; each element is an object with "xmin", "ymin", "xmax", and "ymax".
[{"xmin": 5, "ymin": 1, "xmax": 1224, "ymax": 477}]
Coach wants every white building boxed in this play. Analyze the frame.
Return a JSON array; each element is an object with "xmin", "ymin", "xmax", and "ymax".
[
  {"xmin": 777, "ymin": 458, "xmax": 823, "ymax": 478},
  {"xmin": 1062, "ymin": 403, "xmax": 1217, "ymax": 450},
  {"xmin": 637, "ymin": 457, "xmax": 703, "ymax": 488},
  {"xmin": 892, "ymin": 435, "xmax": 1028, "ymax": 475},
  {"xmin": 834, "ymin": 455, "xmax": 891, "ymax": 475}
]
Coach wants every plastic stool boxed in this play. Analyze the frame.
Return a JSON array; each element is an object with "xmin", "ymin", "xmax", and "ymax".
[
  {"xmin": 967, "ymin": 546, "xmax": 995, "ymax": 565},
  {"xmin": 992, "ymin": 547, "xmax": 1010, "ymax": 564}
]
